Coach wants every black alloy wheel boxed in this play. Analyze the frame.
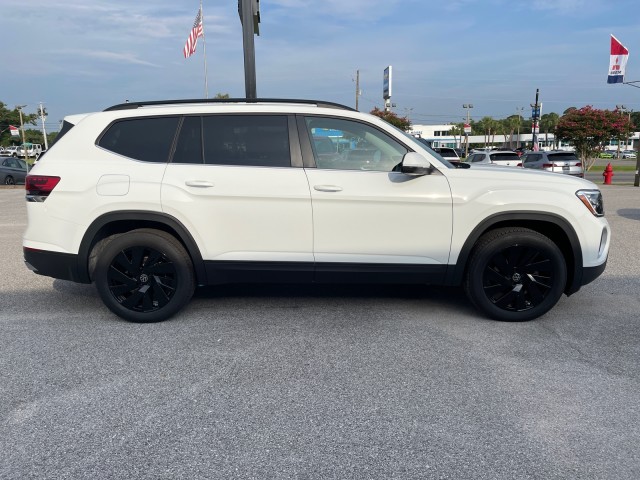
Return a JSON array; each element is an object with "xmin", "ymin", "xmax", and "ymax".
[
  {"xmin": 4, "ymin": 176, "xmax": 15, "ymax": 185},
  {"xmin": 94, "ymin": 229, "xmax": 195, "ymax": 323},
  {"xmin": 464, "ymin": 228, "xmax": 567, "ymax": 321}
]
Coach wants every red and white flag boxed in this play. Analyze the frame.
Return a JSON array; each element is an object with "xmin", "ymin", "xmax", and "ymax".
[
  {"xmin": 608, "ymin": 34, "xmax": 629, "ymax": 84},
  {"xmin": 183, "ymin": 8, "xmax": 203, "ymax": 59},
  {"xmin": 9, "ymin": 125, "xmax": 19, "ymax": 137}
]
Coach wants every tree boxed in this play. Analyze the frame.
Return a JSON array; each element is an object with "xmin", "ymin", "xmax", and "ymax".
[
  {"xmin": 449, "ymin": 123, "xmax": 465, "ymax": 148},
  {"xmin": 0, "ymin": 102, "xmax": 39, "ymax": 146},
  {"xmin": 540, "ymin": 112, "xmax": 560, "ymax": 148},
  {"xmin": 369, "ymin": 107, "xmax": 411, "ymax": 131},
  {"xmin": 556, "ymin": 106, "xmax": 633, "ymax": 171},
  {"xmin": 214, "ymin": 93, "xmax": 230, "ymax": 99}
]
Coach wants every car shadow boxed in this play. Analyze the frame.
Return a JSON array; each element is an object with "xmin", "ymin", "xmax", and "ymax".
[{"xmin": 617, "ymin": 208, "xmax": 640, "ymax": 221}]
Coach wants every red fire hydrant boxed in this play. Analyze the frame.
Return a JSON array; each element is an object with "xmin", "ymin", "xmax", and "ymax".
[{"xmin": 603, "ymin": 163, "xmax": 614, "ymax": 185}]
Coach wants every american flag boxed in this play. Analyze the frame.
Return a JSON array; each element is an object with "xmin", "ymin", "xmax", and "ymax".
[{"xmin": 183, "ymin": 8, "xmax": 203, "ymax": 59}]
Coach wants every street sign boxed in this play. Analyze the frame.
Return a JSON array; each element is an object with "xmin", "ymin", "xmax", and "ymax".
[
  {"xmin": 9, "ymin": 125, "xmax": 19, "ymax": 137},
  {"xmin": 464, "ymin": 123, "xmax": 471, "ymax": 135}
]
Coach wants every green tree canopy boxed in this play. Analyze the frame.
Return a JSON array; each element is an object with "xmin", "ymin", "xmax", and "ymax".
[
  {"xmin": 556, "ymin": 106, "xmax": 633, "ymax": 170},
  {"xmin": 0, "ymin": 102, "xmax": 39, "ymax": 146},
  {"xmin": 369, "ymin": 107, "xmax": 411, "ymax": 131}
]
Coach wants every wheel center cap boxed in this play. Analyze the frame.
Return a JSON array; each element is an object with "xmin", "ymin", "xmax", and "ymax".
[
  {"xmin": 139, "ymin": 273, "xmax": 149, "ymax": 283},
  {"xmin": 512, "ymin": 272, "xmax": 522, "ymax": 283}
]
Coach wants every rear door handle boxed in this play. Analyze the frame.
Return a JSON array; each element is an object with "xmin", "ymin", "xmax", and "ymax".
[
  {"xmin": 313, "ymin": 185, "xmax": 343, "ymax": 192},
  {"xmin": 185, "ymin": 180, "xmax": 214, "ymax": 188}
]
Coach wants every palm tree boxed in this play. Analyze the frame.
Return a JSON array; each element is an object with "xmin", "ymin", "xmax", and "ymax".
[{"xmin": 540, "ymin": 113, "xmax": 560, "ymax": 149}]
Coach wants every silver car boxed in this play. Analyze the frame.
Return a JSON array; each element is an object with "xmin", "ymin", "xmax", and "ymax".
[{"xmin": 521, "ymin": 151, "xmax": 584, "ymax": 177}]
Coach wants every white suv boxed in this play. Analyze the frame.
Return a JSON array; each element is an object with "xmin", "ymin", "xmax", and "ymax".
[{"xmin": 23, "ymin": 99, "xmax": 610, "ymax": 323}]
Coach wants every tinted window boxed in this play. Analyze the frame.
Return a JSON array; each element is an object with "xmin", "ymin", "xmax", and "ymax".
[
  {"xmin": 99, "ymin": 117, "xmax": 179, "ymax": 162},
  {"xmin": 173, "ymin": 116, "xmax": 203, "ymax": 164},
  {"xmin": 490, "ymin": 153, "xmax": 519, "ymax": 161},
  {"xmin": 305, "ymin": 117, "xmax": 407, "ymax": 171},
  {"xmin": 201, "ymin": 115, "xmax": 290, "ymax": 167},
  {"xmin": 548, "ymin": 153, "xmax": 578, "ymax": 162},
  {"xmin": 524, "ymin": 154, "xmax": 542, "ymax": 163}
]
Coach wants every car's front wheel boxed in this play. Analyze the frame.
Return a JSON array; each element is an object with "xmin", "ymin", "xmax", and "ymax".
[
  {"xmin": 464, "ymin": 227, "xmax": 567, "ymax": 321},
  {"xmin": 94, "ymin": 229, "xmax": 195, "ymax": 323},
  {"xmin": 4, "ymin": 176, "xmax": 15, "ymax": 185}
]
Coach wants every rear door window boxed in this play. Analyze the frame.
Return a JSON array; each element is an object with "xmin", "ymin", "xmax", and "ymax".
[{"xmin": 202, "ymin": 115, "xmax": 291, "ymax": 167}]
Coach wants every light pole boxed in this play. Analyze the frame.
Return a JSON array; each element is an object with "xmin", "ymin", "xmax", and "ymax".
[
  {"xmin": 530, "ymin": 89, "xmax": 541, "ymax": 151},
  {"xmin": 463, "ymin": 104, "xmax": 473, "ymax": 157},
  {"xmin": 16, "ymin": 105, "xmax": 29, "ymax": 163},
  {"xmin": 515, "ymin": 107, "xmax": 524, "ymax": 149}
]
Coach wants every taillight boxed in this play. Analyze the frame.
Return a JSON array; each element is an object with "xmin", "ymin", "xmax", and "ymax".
[
  {"xmin": 575, "ymin": 162, "xmax": 582, "ymax": 167},
  {"xmin": 542, "ymin": 163, "xmax": 554, "ymax": 168},
  {"xmin": 25, "ymin": 175, "xmax": 60, "ymax": 202},
  {"xmin": 517, "ymin": 163, "xmax": 522, "ymax": 167}
]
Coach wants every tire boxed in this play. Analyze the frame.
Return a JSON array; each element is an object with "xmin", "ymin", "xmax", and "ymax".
[
  {"xmin": 4, "ymin": 176, "xmax": 15, "ymax": 185},
  {"xmin": 464, "ymin": 227, "xmax": 567, "ymax": 322},
  {"xmin": 94, "ymin": 229, "xmax": 195, "ymax": 323}
]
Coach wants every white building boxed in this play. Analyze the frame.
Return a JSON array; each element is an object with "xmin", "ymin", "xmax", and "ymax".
[{"xmin": 408, "ymin": 123, "xmax": 639, "ymax": 151}]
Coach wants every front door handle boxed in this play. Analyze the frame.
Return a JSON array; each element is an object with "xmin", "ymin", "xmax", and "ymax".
[
  {"xmin": 313, "ymin": 185, "xmax": 343, "ymax": 192},
  {"xmin": 185, "ymin": 180, "xmax": 214, "ymax": 188}
]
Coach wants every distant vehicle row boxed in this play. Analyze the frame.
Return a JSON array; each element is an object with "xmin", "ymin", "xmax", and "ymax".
[
  {"xmin": 599, "ymin": 149, "xmax": 636, "ymax": 159},
  {"xmin": 0, "ymin": 143, "xmax": 44, "ymax": 158}
]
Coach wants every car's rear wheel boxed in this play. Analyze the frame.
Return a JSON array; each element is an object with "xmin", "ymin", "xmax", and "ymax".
[
  {"xmin": 464, "ymin": 227, "xmax": 567, "ymax": 321},
  {"xmin": 94, "ymin": 229, "xmax": 195, "ymax": 323},
  {"xmin": 4, "ymin": 176, "xmax": 15, "ymax": 185}
]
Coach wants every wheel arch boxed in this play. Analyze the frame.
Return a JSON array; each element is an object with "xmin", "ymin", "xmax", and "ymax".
[
  {"xmin": 445, "ymin": 212, "xmax": 583, "ymax": 295},
  {"xmin": 77, "ymin": 211, "xmax": 207, "ymax": 285}
]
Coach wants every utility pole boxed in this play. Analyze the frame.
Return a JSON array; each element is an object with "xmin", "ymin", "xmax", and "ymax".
[
  {"xmin": 39, "ymin": 102, "xmax": 49, "ymax": 150},
  {"xmin": 355, "ymin": 70, "xmax": 360, "ymax": 111},
  {"xmin": 16, "ymin": 105, "xmax": 29, "ymax": 163},
  {"xmin": 463, "ymin": 104, "xmax": 473, "ymax": 157}
]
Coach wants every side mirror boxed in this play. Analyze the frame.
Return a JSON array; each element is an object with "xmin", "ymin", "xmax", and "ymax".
[{"xmin": 401, "ymin": 152, "xmax": 433, "ymax": 176}]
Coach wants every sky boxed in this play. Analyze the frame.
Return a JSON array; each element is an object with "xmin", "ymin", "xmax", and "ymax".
[{"xmin": 3, "ymin": 0, "xmax": 640, "ymax": 133}]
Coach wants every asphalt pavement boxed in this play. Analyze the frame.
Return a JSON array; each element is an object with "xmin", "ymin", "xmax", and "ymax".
[{"xmin": 1, "ymin": 185, "xmax": 639, "ymax": 479}]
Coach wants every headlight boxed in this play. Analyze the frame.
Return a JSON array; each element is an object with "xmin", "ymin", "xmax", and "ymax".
[{"xmin": 576, "ymin": 189, "xmax": 604, "ymax": 217}]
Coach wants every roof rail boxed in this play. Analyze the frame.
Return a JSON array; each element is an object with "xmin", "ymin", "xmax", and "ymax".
[{"xmin": 104, "ymin": 98, "xmax": 356, "ymax": 112}]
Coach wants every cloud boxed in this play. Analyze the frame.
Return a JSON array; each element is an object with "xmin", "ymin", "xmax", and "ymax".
[{"xmin": 57, "ymin": 50, "xmax": 160, "ymax": 67}]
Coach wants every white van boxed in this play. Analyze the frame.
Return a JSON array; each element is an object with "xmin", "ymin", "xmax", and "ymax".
[{"xmin": 17, "ymin": 143, "xmax": 43, "ymax": 159}]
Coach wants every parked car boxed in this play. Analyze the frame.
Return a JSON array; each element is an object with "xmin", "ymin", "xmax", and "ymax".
[
  {"xmin": 0, "ymin": 156, "xmax": 28, "ymax": 185},
  {"xmin": 465, "ymin": 150, "xmax": 521, "ymax": 167},
  {"xmin": 23, "ymin": 98, "xmax": 609, "ymax": 324},
  {"xmin": 521, "ymin": 150, "xmax": 584, "ymax": 177},
  {"xmin": 17, "ymin": 143, "xmax": 43, "ymax": 159},
  {"xmin": 4, "ymin": 146, "xmax": 19, "ymax": 157},
  {"xmin": 622, "ymin": 150, "xmax": 637, "ymax": 159},
  {"xmin": 598, "ymin": 151, "xmax": 614, "ymax": 159},
  {"xmin": 432, "ymin": 147, "xmax": 463, "ymax": 165}
]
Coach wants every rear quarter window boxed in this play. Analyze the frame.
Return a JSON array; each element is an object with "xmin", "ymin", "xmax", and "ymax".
[
  {"xmin": 490, "ymin": 153, "xmax": 519, "ymax": 161},
  {"xmin": 548, "ymin": 153, "xmax": 578, "ymax": 161},
  {"xmin": 98, "ymin": 117, "xmax": 180, "ymax": 162}
]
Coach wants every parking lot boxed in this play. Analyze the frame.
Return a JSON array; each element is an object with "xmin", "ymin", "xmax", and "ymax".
[{"xmin": 1, "ymin": 185, "xmax": 639, "ymax": 479}]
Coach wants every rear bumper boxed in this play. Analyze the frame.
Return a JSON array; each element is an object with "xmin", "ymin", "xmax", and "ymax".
[{"xmin": 23, "ymin": 247, "xmax": 90, "ymax": 284}]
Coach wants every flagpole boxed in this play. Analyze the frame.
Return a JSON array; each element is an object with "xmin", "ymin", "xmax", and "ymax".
[{"xmin": 201, "ymin": 0, "xmax": 209, "ymax": 98}]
